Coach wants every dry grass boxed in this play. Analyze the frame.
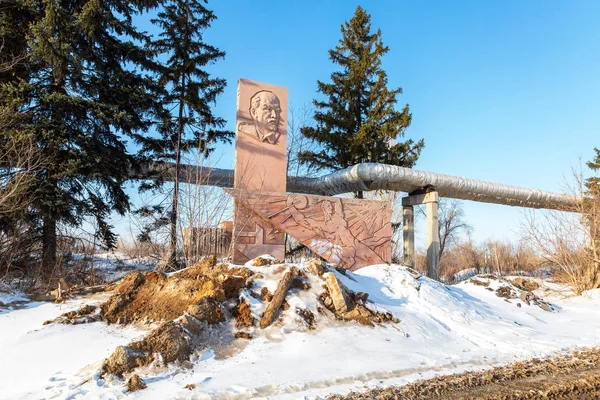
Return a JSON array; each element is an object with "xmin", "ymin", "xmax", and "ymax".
[{"xmin": 522, "ymin": 165, "xmax": 600, "ymax": 295}]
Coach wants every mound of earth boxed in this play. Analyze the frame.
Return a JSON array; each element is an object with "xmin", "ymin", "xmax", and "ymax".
[{"xmin": 82, "ymin": 256, "xmax": 399, "ymax": 383}]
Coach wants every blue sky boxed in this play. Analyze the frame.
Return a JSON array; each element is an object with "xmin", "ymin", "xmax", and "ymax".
[{"xmin": 122, "ymin": 0, "xmax": 600, "ymax": 245}]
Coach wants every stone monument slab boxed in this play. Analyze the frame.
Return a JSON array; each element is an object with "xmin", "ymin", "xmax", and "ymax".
[
  {"xmin": 228, "ymin": 190, "xmax": 392, "ymax": 270},
  {"xmin": 232, "ymin": 79, "xmax": 288, "ymax": 263}
]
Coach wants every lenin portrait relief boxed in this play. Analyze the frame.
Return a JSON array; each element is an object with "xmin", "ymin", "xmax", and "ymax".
[{"xmin": 238, "ymin": 90, "xmax": 282, "ymax": 145}]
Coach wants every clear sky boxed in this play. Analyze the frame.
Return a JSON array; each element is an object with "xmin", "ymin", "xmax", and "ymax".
[{"xmin": 121, "ymin": 0, "xmax": 600, "ymax": 245}]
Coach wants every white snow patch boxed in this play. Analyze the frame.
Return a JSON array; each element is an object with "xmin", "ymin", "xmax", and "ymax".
[{"xmin": 2, "ymin": 263, "xmax": 600, "ymax": 399}]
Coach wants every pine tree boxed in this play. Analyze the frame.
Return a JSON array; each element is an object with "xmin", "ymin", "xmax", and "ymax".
[
  {"xmin": 586, "ymin": 148, "xmax": 600, "ymax": 242},
  {"xmin": 587, "ymin": 149, "xmax": 600, "ymax": 195},
  {"xmin": 300, "ymin": 6, "xmax": 424, "ymax": 198},
  {"xmin": 0, "ymin": 0, "xmax": 163, "ymax": 278},
  {"xmin": 140, "ymin": 0, "xmax": 232, "ymax": 268}
]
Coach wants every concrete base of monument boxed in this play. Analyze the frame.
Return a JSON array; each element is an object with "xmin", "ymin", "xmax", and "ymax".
[{"xmin": 4, "ymin": 257, "xmax": 600, "ymax": 399}]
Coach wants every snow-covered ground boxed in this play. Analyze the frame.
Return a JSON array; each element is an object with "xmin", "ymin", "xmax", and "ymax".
[
  {"xmin": 72, "ymin": 252, "xmax": 155, "ymax": 282},
  {"xmin": 2, "ymin": 263, "xmax": 600, "ymax": 400}
]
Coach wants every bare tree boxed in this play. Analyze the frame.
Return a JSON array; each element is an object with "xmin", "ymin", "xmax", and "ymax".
[
  {"xmin": 438, "ymin": 199, "xmax": 472, "ymax": 260},
  {"xmin": 0, "ymin": 135, "xmax": 44, "ymax": 216},
  {"xmin": 178, "ymin": 151, "xmax": 232, "ymax": 266},
  {"xmin": 285, "ymin": 105, "xmax": 318, "ymax": 260},
  {"xmin": 522, "ymin": 163, "xmax": 600, "ymax": 295},
  {"xmin": 287, "ymin": 104, "xmax": 318, "ymax": 179},
  {"xmin": 416, "ymin": 198, "xmax": 471, "ymax": 261}
]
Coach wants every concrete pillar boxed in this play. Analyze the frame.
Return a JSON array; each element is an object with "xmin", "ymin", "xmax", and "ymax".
[
  {"xmin": 426, "ymin": 196, "xmax": 440, "ymax": 281},
  {"xmin": 402, "ymin": 205, "xmax": 415, "ymax": 267},
  {"xmin": 402, "ymin": 191, "xmax": 440, "ymax": 280}
]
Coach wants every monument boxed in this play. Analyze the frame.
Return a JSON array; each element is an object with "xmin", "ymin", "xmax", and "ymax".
[
  {"xmin": 232, "ymin": 79, "xmax": 288, "ymax": 263},
  {"xmin": 231, "ymin": 79, "xmax": 392, "ymax": 269}
]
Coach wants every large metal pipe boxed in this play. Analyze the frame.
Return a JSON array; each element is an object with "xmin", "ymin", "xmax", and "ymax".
[{"xmin": 135, "ymin": 162, "xmax": 575, "ymax": 210}]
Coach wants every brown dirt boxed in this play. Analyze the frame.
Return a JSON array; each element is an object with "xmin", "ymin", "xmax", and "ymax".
[
  {"xmin": 97, "ymin": 257, "xmax": 259, "ymax": 378},
  {"xmin": 102, "ymin": 345, "xmax": 149, "ymax": 377},
  {"xmin": 234, "ymin": 332, "xmax": 253, "ymax": 339},
  {"xmin": 496, "ymin": 286, "xmax": 517, "ymax": 299},
  {"xmin": 102, "ymin": 321, "xmax": 192, "ymax": 377},
  {"xmin": 233, "ymin": 300, "xmax": 255, "ymax": 328},
  {"xmin": 250, "ymin": 256, "xmax": 281, "ymax": 266},
  {"xmin": 470, "ymin": 278, "xmax": 490, "ymax": 287},
  {"xmin": 130, "ymin": 321, "xmax": 191, "ymax": 364},
  {"xmin": 320, "ymin": 283, "xmax": 399, "ymax": 326},
  {"xmin": 512, "ymin": 277, "xmax": 541, "ymax": 292},
  {"xmin": 261, "ymin": 287, "xmax": 273, "ymax": 302},
  {"xmin": 44, "ymin": 304, "xmax": 99, "ymax": 325},
  {"xmin": 100, "ymin": 257, "xmax": 253, "ymax": 324},
  {"xmin": 125, "ymin": 374, "xmax": 147, "ymax": 392},
  {"xmin": 328, "ymin": 348, "xmax": 600, "ymax": 400},
  {"xmin": 296, "ymin": 308, "xmax": 316, "ymax": 330},
  {"xmin": 186, "ymin": 297, "xmax": 224, "ymax": 324}
]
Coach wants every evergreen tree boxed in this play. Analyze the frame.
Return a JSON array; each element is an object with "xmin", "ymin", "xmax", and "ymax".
[
  {"xmin": 0, "ymin": 0, "xmax": 162, "ymax": 278},
  {"xmin": 300, "ymin": 6, "xmax": 424, "ymax": 198},
  {"xmin": 587, "ymin": 149, "xmax": 600, "ymax": 195},
  {"xmin": 140, "ymin": 0, "xmax": 232, "ymax": 267},
  {"xmin": 586, "ymin": 148, "xmax": 600, "ymax": 241}
]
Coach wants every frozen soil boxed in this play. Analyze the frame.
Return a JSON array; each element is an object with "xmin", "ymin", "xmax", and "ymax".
[{"xmin": 329, "ymin": 347, "xmax": 600, "ymax": 399}]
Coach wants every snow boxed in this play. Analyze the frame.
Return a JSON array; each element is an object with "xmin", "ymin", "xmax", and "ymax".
[
  {"xmin": 72, "ymin": 252, "xmax": 155, "ymax": 281},
  {"xmin": 2, "ymin": 263, "xmax": 600, "ymax": 399}
]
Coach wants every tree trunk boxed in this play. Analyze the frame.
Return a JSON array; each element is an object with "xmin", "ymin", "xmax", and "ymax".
[
  {"xmin": 169, "ymin": 75, "xmax": 186, "ymax": 268},
  {"xmin": 260, "ymin": 269, "xmax": 295, "ymax": 328},
  {"xmin": 41, "ymin": 215, "xmax": 57, "ymax": 281}
]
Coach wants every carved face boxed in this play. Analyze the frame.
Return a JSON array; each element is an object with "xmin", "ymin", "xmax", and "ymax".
[
  {"xmin": 321, "ymin": 200, "xmax": 334, "ymax": 215},
  {"xmin": 250, "ymin": 91, "xmax": 281, "ymax": 138}
]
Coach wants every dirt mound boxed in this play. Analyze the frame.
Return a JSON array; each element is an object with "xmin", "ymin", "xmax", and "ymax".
[
  {"xmin": 101, "ymin": 257, "xmax": 251, "ymax": 324},
  {"xmin": 131, "ymin": 321, "xmax": 191, "ymax": 364},
  {"xmin": 126, "ymin": 374, "xmax": 146, "ymax": 392},
  {"xmin": 102, "ymin": 345, "xmax": 148, "ymax": 377},
  {"xmin": 102, "ymin": 320, "xmax": 191, "ymax": 377},
  {"xmin": 321, "ymin": 272, "xmax": 399, "ymax": 326},
  {"xmin": 96, "ymin": 257, "xmax": 400, "ymax": 379}
]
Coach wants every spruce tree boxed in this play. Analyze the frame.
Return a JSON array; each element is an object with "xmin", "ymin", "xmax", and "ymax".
[
  {"xmin": 300, "ymin": 6, "xmax": 424, "ymax": 198},
  {"xmin": 0, "ymin": 0, "xmax": 162, "ymax": 278},
  {"xmin": 587, "ymin": 149, "xmax": 600, "ymax": 195},
  {"xmin": 586, "ymin": 148, "xmax": 600, "ymax": 241},
  {"xmin": 141, "ymin": 0, "xmax": 232, "ymax": 268}
]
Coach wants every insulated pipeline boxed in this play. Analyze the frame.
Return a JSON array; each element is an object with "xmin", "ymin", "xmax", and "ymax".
[{"xmin": 136, "ymin": 162, "xmax": 575, "ymax": 210}]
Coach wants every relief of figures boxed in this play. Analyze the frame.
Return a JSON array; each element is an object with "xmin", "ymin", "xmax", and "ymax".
[
  {"xmin": 229, "ymin": 191, "xmax": 392, "ymax": 270},
  {"xmin": 237, "ymin": 90, "xmax": 282, "ymax": 145}
]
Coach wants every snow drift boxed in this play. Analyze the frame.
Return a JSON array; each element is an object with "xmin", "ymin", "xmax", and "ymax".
[{"xmin": 2, "ymin": 260, "xmax": 600, "ymax": 400}]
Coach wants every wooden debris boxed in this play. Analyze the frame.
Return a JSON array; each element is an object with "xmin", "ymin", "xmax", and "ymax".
[
  {"xmin": 306, "ymin": 259, "xmax": 327, "ymax": 276},
  {"xmin": 260, "ymin": 268, "xmax": 296, "ymax": 328},
  {"xmin": 324, "ymin": 273, "xmax": 353, "ymax": 313}
]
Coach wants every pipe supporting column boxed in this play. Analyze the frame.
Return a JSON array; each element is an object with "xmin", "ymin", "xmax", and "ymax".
[
  {"xmin": 402, "ymin": 191, "xmax": 440, "ymax": 280},
  {"xmin": 425, "ymin": 193, "xmax": 440, "ymax": 281},
  {"xmin": 402, "ymin": 205, "xmax": 415, "ymax": 267}
]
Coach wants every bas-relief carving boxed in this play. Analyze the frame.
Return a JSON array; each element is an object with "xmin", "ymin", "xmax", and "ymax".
[
  {"xmin": 229, "ymin": 190, "xmax": 392, "ymax": 270},
  {"xmin": 230, "ymin": 79, "xmax": 392, "ymax": 269},
  {"xmin": 237, "ymin": 90, "xmax": 282, "ymax": 145},
  {"xmin": 232, "ymin": 79, "xmax": 288, "ymax": 264},
  {"xmin": 232, "ymin": 200, "xmax": 285, "ymax": 263},
  {"xmin": 233, "ymin": 80, "xmax": 287, "ymax": 193}
]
